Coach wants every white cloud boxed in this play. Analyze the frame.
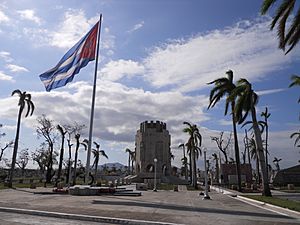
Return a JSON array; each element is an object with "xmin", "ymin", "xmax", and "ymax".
[
  {"xmin": 101, "ymin": 27, "xmax": 115, "ymax": 54},
  {"xmin": 50, "ymin": 9, "xmax": 98, "ymax": 48},
  {"xmin": 22, "ymin": 27, "xmax": 50, "ymax": 47},
  {"xmin": 0, "ymin": 10, "xmax": 9, "ymax": 23},
  {"xmin": 6, "ymin": 64, "xmax": 29, "ymax": 73},
  {"xmin": 17, "ymin": 9, "xmax": 41, "ymax": 25},
  {"xmin": 0, "ymin": 51, "xmax": 13, "ymax": 62},
  {"xmin": 256, "ymin": 88, "xmax": 285, "ymax": 96},
  {"xmin": 142, "ymin": 18, "xmax": 298, "ymax": 92},
  {"xmin": 99, "ymin": 59, "xmax": 144, "ymax": 81},
  {"xmin": 218, "ymin": 119, "xmax": 232, "ymax": 126},
  {"xmin": 0, "ymin": 71, "xmax": 13, "ymax": 82},
  {"xmin": 128, "ymin": 21, "xmax": 144, "ymax": 33},
  {"xmin": 0, "ymin": 80, "xmax": 209, "ymax": 144}
]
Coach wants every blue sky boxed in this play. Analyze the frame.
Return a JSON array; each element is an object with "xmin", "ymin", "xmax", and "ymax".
[{"xmin": 0, "ymin": 0, "xmax": 299, "ymax": 170}]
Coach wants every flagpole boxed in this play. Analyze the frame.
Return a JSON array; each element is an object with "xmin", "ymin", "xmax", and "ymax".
[{"xmin": 85, "ymin": 14, "xmax": 102, "ymax": 184}]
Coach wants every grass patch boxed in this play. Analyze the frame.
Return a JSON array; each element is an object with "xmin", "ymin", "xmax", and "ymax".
[
  {"xmin": 243, "ymin": 195, "xmax": 300, "ymax": 212},
  {"xmin": 157, "ymin": 183, "xmax": 175, "ymax": 190}
]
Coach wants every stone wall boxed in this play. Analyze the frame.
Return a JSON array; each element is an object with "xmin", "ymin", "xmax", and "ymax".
[
  {"xmin": 135, "ymin": 120, "xmax": 171, "ymax": 178},
  {"xmin": 273, "ymin": 165, "xmax": 300, "ymax": 186},
  {"xmin": 220, "ymin": 163, "xmax": 252, "ymax": 184}
]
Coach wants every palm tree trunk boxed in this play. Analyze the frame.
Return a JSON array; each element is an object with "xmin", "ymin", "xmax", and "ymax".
[
  {"xmin": 73, "ymin": 148, "xmax": 79, "ymax": 186},
  {"xmin": 251, "ymin": 104, "xmax": 271, "ymax": 196},
  {"xmin": 183, "ymin": 147, "xmax": 188, "ymax": 180},
  {"xmin": 46, "ymin": 143, "xmax": 54, "ymax": 183},
  {"xmin": 56, "ymin": 136, "xmax": 65, "ymax": 186},
  {"xmin": 245, "ymin": 130, "xmax": 251, "ymax": 164},
  {"xmin": 256, "ymin": 155, "xmax": 260, "ymax": 184},
  {"xmin": 192, "ymin": 150, "xmax": 197, "ymax": 189},
  {"xmin": 265, "ymin": 124, "xmax": 269, "ymax": 182},
  {"xmin": 131, "ymin": 159, "xmax": 134, "ymax": 174},
  {"xmin": 215, "ymin": 160, "xmax": 219, "ymax": 183},
  {"xmin": 231, "ymin": 102, "xmax": 242, "ymax": 191},
  {"xmin": 128, "ymin": 154, "xmax": 131, "ymax": 175},
  {"xmin": 66, "ymin": 144, "xmax": 72, "ymax": 185},
  {"xmin": 9, "ymin": 107, "xmax": 23, "ymax": 187},
  {"xmin": 94, "ymin": 158, "xmax": 98, "ymax": 183},
  {"xmin": 189, "ymin": 151, "xmax": 192, "ymax": 184}
]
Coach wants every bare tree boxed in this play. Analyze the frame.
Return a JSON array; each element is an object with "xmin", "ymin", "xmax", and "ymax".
[
  {"xmin": 0, "ymin": 124, "xmax": 13, "ymax": 162},
  {"xmin": 36, "ymin": 115, "xmax": 57, "ymax": 183},
  {"xmin": 16, "ymin": 148, "xmax": 29, "ymax": 176},
  {"xmin": 211, "ymin": 132, "xmax": 232, "ymax": 164},
  {"xmin": 32, "ymin": 142, "xmax": 58, "ymax": 179},
  {"xmin": 0, "ymin": 141, "xmax": 13, "ymax": 162},
  {"xmin": 63, "ymin": 122, "xmax": 85, "ymax": 186}
]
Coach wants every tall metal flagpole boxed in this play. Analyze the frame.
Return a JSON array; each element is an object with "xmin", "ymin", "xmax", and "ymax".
[{"xmin": 85, "ymin": 14, "xmax": 102, "ymax": 184}]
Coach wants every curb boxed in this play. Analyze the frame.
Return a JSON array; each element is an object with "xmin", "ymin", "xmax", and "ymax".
[
  {"xmin": 236, "ymin": 195, "xmax": 300, "ymax": 219},
  {"xmin": 211, "ymin": 185, "xmax": 300, "ymax": 220},
  {"xmin": 0, "ymin": 206, "xmax": 184, "ymax": 225},
  {"xmin": 210, "ymin": 185, "xmax": 236, "ymax": 195}
]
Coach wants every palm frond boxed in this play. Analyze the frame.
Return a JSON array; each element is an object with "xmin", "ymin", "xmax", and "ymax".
[
  {"xmin": 261, "ymin": 0, "xmax": 277, "ymax": 15},
  {"xmin": 11, "ymin": 89, "xmax": 22, "ymax": 97},
  {"xmin": 284, "ymin": 5, "xmax": 300, "ymax": 53},
  {"xmin": 100, "ymin": 150, "xmax": 108, "ymax": 159},
  {"xmin": 289, "ymin": 75, "xmax": 300, "ymax": 87},
  {"xmin": 93, "ymin": 141, "xmax": 100, "ymax": 149},
  {"xmin": 178, "ymin": 143, "xmax": 185, "ymax": 148},
  {"xmin": 277, "ymin": 1, "xmax": 295, "ymax": 49}
]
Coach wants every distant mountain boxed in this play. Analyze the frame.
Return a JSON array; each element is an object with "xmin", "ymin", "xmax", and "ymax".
[{"xmin": 99, "ymin": 162, "xmax": 126, "ymax": 170}]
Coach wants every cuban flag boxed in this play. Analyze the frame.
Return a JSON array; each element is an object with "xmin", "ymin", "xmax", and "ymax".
[{"xmin": 39, "ymin": 21, "xmax": 99, "ymax": 92}]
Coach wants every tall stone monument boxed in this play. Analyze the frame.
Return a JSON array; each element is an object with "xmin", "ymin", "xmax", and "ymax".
[{"xmin": 135, "ymin": 120, "xmax": 171, "ymax": 180}]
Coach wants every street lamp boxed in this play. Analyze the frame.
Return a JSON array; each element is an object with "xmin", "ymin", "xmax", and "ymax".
[
  {"xmin": 153, "ymin": 158, "xmax": 158, "ymax": 192},
  {"xmin": 203, "ymin": 150, "xmax": 210, "ymax": 200}
]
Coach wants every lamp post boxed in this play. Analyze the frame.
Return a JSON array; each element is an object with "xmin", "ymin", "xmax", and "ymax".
[
  {"xmin": 153, "ymin": 158, "xmax": 157, "ymax": 192},
  {"xmin": 203, "ymin": 150, "xmax": 210, "ymax": 200}
]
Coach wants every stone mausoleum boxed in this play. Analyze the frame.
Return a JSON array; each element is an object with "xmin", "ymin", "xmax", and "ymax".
[{"xmin": 135, "ymin": 120, "xmax": 171, "ymax": 180}]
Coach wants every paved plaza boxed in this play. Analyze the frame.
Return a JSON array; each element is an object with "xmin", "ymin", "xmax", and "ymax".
[{"xmin": 0, "ymin": 185, "xmax": 299, "ymax": 225}]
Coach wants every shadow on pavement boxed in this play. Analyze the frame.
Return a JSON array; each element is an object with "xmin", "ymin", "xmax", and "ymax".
[{"xmin": 92, "ymin": 199, "xmax": 292, "ymax": 219}]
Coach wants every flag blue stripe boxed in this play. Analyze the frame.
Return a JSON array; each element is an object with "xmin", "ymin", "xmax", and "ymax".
[
  {"xmin": 39, "ymin": 22, "xmax": 99, "ymax": 91},
  {"xmin": 44, "ymin": 58, "xmax": 92, "ymax": 91}
]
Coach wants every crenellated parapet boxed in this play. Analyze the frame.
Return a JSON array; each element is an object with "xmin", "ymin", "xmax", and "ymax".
[{"xmin": 140, "ymin": 120, "xmax": 167, "ymax": 133}]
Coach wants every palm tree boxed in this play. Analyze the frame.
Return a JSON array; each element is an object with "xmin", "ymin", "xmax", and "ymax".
[
  {"xmin": 243, "ymin": 130, "xmax": 251, "ymax": 164},
  {"xmin": 56, "ymin": 124, "xmax": 67, "ymax": 186},
  {"xmin": 228, "ymin": 78, "xmax": 271, "ymax": 196},
  {"xmin": 290, "ymin": 130, "xmax": 300, "ymax": 147},
  {"xmin": 185, "ymin": 143, "xmax": 193, "ymax": 183},
  {"xmin": 273, "ymin": 157, "xmax": 282, "ymax": 171},
  {"xmin": 92, "ymin": 141, "xmax": 108, "ymax": 182},
  {"xmin": 125, "ymin": 148, "xmax": 132, "ymax": 175},
  {"xmin": 178, "ymin": 143, "xmax": 188, "ymax": 180},
  {"xmin": 72, "ymin": 133, "xmax": 80, "ymax": 185},
  {"xmin": 208, "ymin": 70, "xmax": 242, "ymax": 191},
  {"xmin": 290, "ymin": 75, "xmax": 300, "ymax": 87},
  {"xmin": 247, "ymin": 137, "xmax": 261, "ymax": 184},
  {"xmin": 261, "ymin": 0, "xmax": 300, "ymax": 54},
  {"xmin": 130, "ymin": 150, "xmax": 136, "ymax": 174},
  {"xmin": 261, "ymin": 107, "xmax": 271, "ymax": 179},
  {"xmin": 183, "ymin": 122, "xmax": 202, "ymax": 189},
  {"xmin": 81, "ymin": 139, "xmax": 89, "ymax": 151},
  {"xmin": 212, "ymin": 153, "xmax": 219, "ymax": 183},
  {"xmin": 289, "ymin": 75, "xmax": 300, "ymax": 103},
  {"xmin": 9, "ymin": 90, "xmax": 34, "ymax": 187}
]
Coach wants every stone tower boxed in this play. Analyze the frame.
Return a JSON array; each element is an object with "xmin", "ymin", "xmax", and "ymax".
[{"xmin": 135, "ymin": 120, "xmax": 171, "ymax": 178}]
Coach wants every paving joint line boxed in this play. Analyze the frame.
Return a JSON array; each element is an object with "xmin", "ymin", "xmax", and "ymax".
[{"xmin": 0, "ymin": 206, "xmax": 184, "ymax": 225}]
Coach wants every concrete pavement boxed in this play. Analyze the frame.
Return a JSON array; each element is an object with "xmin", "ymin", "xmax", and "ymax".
[{"xmin": 0, "ymin": 185, "xmax": 299, "ymax": 224}]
